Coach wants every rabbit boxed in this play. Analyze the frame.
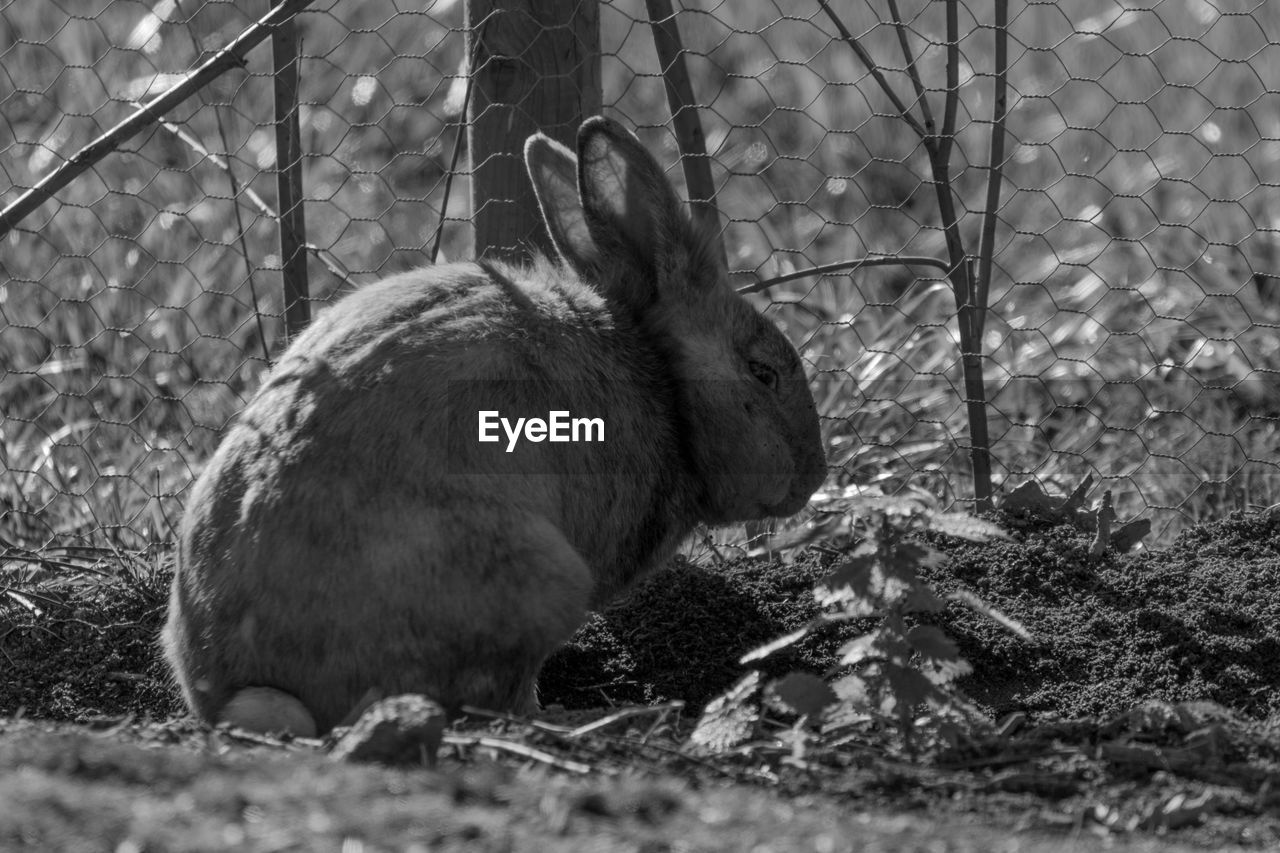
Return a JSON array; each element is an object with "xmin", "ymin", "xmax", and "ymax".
[{"xmin": 162, "ymin": 116, "xmax": 828, "ymax": 737}]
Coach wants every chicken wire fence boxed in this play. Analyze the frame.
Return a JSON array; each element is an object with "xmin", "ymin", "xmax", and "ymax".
[{"xmin": 1, "ymin": 0, "xmax": 1278, "ymax": 552}]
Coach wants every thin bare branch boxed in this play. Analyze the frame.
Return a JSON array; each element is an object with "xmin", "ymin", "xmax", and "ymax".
[
  {"xmin": 923, "ymin": 0, "xmax": 968, "ymax": 308},
  {"xmin": 952, "ymin": 0, "xmax": 1008, "ymax": 513},
  {"xmin": 0, "ymin": 0, "xmax": 318, "ymax": 239},
  {"xmin": 961, "ymin": 258, "xmax": 993, "ymax": 511},
  {"xmin": 457, "ymin": 704, "xmax": 577, "ymax": 735},
  {"xmin": 940, "ymin": 0, "xmax": 960, "ymax": 151},
  {"xmin": 832, "ymin": 0, "xmax": 965, "ymax": 317},
  {"xmin": 975, "ymin": 0, "xmax": 1010, "ymax": 343},
  {"xmin": 444, "ymin": 735, "xmax": 596, "ymax": 774},
  {"xmin": 142, "ymin": 108, "xmax": 354, "ymax": 287},
  {"xmin": 210, "ymin": 134, "xmax": 271, "ymax": 365},
  {"xmin": 886, "ymin": 0, "xmax": 935, "ymax": 137},
  {"xmin": 816, "ymin": 0, "xmax": 928, "ymax": 140},
  {"xmin": 881, "ymin": 0, "xmax": 989, "ymax": 512},
  {"xmin": 566, "ymin": 701, "xmax": 685, "ymax": 739},
  {"xmin": 927, "ymin": 0, "xmax": 966, "ymax": 282},
  {"xmin": 737, "ymin": 255, "xmax": 954, "ymax": 295}
]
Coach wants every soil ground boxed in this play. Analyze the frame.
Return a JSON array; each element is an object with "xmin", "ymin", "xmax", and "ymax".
[{"xmin": 3, "ymin": 506, "xmax": 1280, "ymax": 851}]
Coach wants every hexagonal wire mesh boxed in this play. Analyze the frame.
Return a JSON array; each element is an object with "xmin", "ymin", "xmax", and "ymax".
[{"xmin": 0, "ymin": 0, "xmax": 1277, "ymax": 551}]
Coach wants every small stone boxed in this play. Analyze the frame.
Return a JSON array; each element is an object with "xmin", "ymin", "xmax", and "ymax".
[{"xmin": 330, "ymin": 694, "xmax": 446, "ymax": 766}]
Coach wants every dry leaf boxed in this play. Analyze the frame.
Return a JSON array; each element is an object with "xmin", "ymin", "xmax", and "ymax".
[{"xmin": 688, "ymin": 672, "xmax": 761, "ymax": 754}]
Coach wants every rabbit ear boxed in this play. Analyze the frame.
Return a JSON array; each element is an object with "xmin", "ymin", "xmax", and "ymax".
[
  {"xmin": 525, "ymin": 133, "xmax": 598, "ymax": 278},
  {"xmin": 577, "ymin": 117, "xmax": 683, "ymax": 289}
]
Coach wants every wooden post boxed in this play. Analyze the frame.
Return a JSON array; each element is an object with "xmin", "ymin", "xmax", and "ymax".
[
  {"xmin": 272, "ymin": 15, "xmax": 311, "ymax": 340},
  {"xmin": 465, "ymin": 0, "xmax": 600, "ymax": 263},
  {"xmin": 645, "ymin": 0, "xmax": 724, "ymax": 266}
]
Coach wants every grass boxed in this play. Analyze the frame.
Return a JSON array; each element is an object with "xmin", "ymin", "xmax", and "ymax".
[{"xmin": 1, "ymin": 0, "xmax": 1279, "ymax": 549}]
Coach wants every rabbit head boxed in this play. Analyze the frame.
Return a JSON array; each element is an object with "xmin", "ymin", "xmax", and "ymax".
[{"xmin": 526, "ymin": 117, "xmax": 826, "ymax": 524}]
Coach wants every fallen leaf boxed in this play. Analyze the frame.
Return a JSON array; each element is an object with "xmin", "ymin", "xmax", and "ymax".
[{"xmin": 688, "ymin": 672, "xmax": 761, "ymax": 754}]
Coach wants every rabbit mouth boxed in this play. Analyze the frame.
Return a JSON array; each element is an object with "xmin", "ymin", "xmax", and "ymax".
[
  {"xmin": 765, "ymin": 491, "xmax": 812, "ymax": 518},
  {"xmin": 724, "ymin": 488, "xmax": 811, "ymax": 522},
  {"xmin": 765, "ymin": 468, "xmax": 827, "ymax": 517}
]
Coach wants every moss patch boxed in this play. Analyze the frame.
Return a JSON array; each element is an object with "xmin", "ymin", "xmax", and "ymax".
[
  {"xmin": 0, "ymin": 568, "xmax": 180, "ymax": 721},
  {"xmin": 540, "ymin": 553, "xmax": 839, "ymax": 710}
]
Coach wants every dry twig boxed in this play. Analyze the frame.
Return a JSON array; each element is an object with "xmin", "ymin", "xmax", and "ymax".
[{"xmin": 444, "ymin": 734, "xmax": 596, "ymax": 774}]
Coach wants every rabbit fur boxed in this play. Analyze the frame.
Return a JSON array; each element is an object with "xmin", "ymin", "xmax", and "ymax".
[{"xmin": 163, "ymin": 116, "xmax": 827, "ymax": 736}]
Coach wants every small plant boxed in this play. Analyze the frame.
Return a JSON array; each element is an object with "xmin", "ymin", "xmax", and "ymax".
[{"xmin": 691, "ymin": 495, "xmax": 1026, "ymax": 760}]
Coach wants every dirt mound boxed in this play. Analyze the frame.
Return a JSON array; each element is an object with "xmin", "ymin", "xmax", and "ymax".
[
  {"xmin": 547, "ymin": 508, "xmax": 1280, "ymax": 723},
  {"xmin": 926, "ymin": 509, "xmax": 1280, "ymax": 720},
  {"xmin": 4, "ymin": 510, "xmax": 1279, "ymax": 725}
]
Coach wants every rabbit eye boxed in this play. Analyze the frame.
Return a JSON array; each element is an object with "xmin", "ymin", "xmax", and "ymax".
[{"xmin": 748, "ymin": 360, "xmax": 779, "ymax": 391}]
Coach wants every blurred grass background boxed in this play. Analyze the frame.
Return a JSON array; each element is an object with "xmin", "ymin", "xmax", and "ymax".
[{"xmin": 1, "ymin": 0, "xmax": 1278, "ymax": 550}]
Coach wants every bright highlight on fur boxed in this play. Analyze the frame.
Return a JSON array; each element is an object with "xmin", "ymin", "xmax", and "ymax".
[{"xmin": 163, "ymin": 116, "xmax": 827, "ymax": 736}]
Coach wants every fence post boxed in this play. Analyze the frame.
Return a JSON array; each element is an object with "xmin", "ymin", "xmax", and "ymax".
[
  {"xmin": 465, "ymin": 0, "xmax": 601, "ymax": 262},
  {"xmin": 272, "ymin": 15, "xmax": 311, "ymax": 341}
]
